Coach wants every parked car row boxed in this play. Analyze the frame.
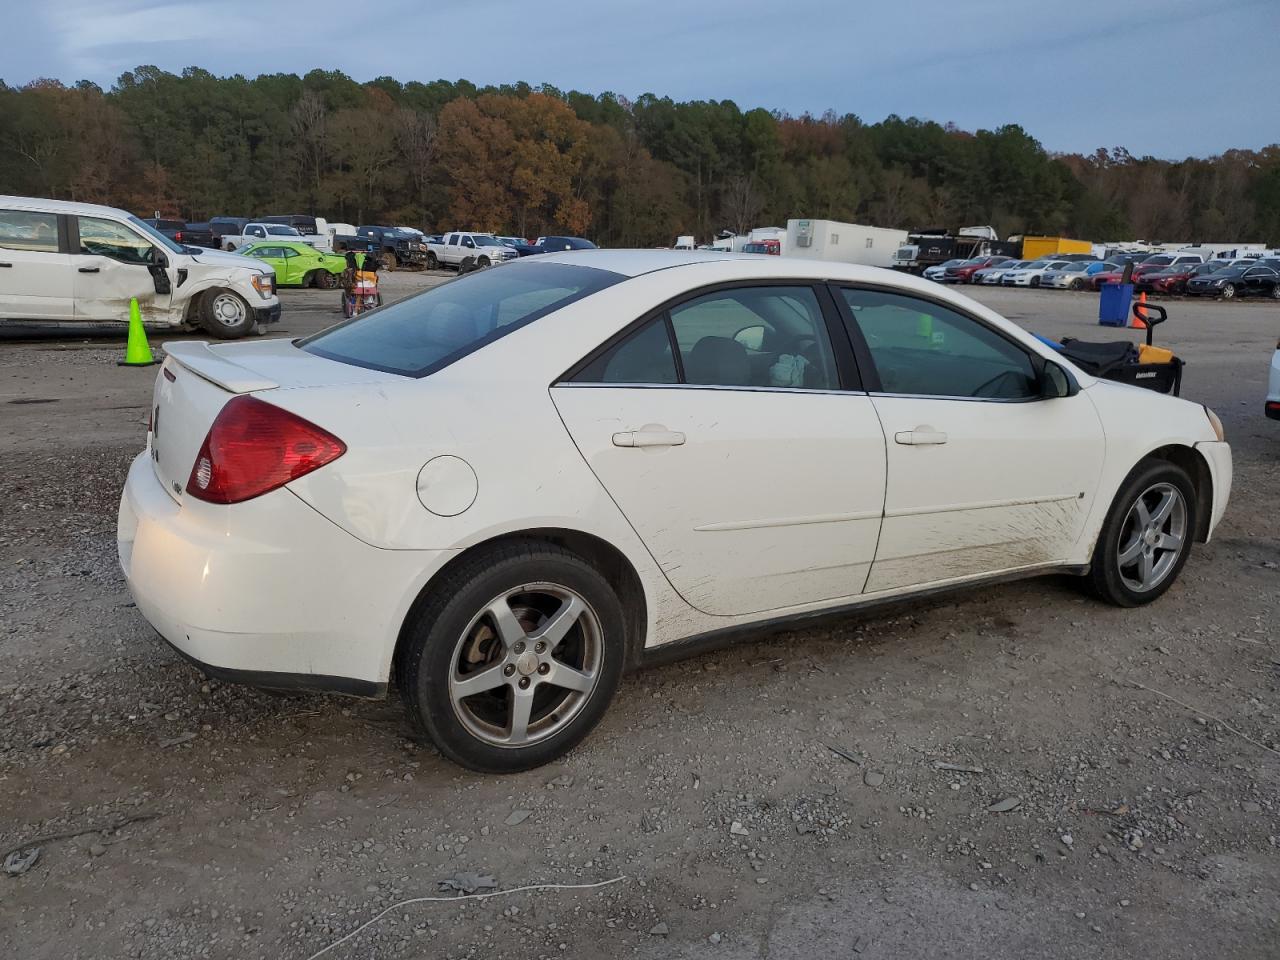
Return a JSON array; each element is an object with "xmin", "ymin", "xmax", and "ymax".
[
  {"xmin": 927, "ymin": 249, "xmax": 1280, "ymax": 300},
  {"xmin": 425, "ymin": 233, "xmax": 596, "ymax": 271}
]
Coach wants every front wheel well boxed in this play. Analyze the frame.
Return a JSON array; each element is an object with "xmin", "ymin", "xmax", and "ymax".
[
  {"xmin": 391, "ymin": 529, "xmax": 648, "ymax": 690},
  {"xmin": 1144, "ymin": 444, "xmax": 1213, "ymax": 542}
]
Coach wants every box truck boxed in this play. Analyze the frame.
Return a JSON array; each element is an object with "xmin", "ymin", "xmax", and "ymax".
[
  {"xmin": 786, "ymin": 219, "xmax": 908, "ymax": 269},
  {"xmin": 1018, "ymin": 236, "xmax": 1094, "ymax": 260}
]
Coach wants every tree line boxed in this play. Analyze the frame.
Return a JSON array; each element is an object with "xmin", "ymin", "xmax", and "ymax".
[{"xmin": 2, "ymin": 66, "xmax": 1278, "ymax": 247}]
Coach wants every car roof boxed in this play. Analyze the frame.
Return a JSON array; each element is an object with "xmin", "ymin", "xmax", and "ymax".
[
  {"xmin": 0, "ymin": 194, "xmax": 132, "ymax": 218},
  {"xmin": 531, "ymin": 249, "xmax": 780, "ymax": 277}
]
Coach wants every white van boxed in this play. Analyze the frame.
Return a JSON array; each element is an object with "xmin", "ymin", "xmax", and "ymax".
[{"xmin": 0, "ymin": 196, "xmax": 281, "ymax": 338}]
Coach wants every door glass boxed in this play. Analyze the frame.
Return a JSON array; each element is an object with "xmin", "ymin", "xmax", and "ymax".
[
  {"xmin": 573, "ymin": 317, "xmax": 677, "ymax": 384},
  {"xmin": 77, "ymin": 217, "xmax": 153, "ymax": 265},
  {"xmin": 841, "ymin": 288, "xmax": 1038, "ymax": 400},
  {"xmin": 0, "ymin": 210, "xmax": 59, "ymax": 252},
  {"xmin": 667, "ymin": 286, "xmax": 837, "ymax": 389}
]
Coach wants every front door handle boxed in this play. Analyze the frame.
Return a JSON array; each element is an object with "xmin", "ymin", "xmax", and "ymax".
[
  {"xmin": 895, "ymin": 426, "xmax": 948, "ymax": 445},
  {"xmin": 0, "ymin": 262, "xmax": 11, "ymax": 268},
  {"xmin": 612, "ymin": 426, "xmax": 686, "ymax": 448},
  {"xmin": 78, "ymin": 266, "xmax": 100, "ymax": 273}
]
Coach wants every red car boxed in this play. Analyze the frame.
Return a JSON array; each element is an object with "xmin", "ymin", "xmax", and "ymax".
[
  {"xmin": 1140, "ymin": 262, "xmax": 1224, "ymax": 295},
  {"xmin": 943, "ymin": 255, "xmax": 1011, "ymax": 283},
  {"xmin": 1091, "ymin": 268, "xmax": 1127, "ymax": 291},
  {"xmin": 1129, "ymin": 254, "xmax": 1205, "ymax": 285}
]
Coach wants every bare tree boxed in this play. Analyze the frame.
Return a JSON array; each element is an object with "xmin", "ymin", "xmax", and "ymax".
[
  {"xmin": 395, "ymin": 107, "xmax": 438, "ymax": 218},
  {"xmin": 721, "ymin": 174, "xmax": 764, "ymax": 236},
  {"xmin": 290, "ymin": 90, "xmax": 328, "ymax": 208}
]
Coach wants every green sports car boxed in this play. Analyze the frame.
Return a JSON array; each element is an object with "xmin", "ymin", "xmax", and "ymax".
[{"xmin": 235, "ymin": 241, "xmax": 347, "ymax": 288}]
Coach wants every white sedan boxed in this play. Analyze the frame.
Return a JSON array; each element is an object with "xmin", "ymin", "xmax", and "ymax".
[
  {"xmin": 1001, "ymin": 258, "xmax": 1073, "ymax": 287},
  {"xmin": 118, "ymin": 251, "xmax": 1232, "ymax": 772}
]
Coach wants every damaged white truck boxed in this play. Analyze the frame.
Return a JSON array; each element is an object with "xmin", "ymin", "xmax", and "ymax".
[{"xmin": 0, "ymin": 196, "xmax": 280, "ymax": 339}]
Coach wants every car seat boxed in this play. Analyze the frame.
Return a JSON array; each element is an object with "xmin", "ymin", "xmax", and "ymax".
[{"xmin": 686, "ymin": 336, "xmax": 753, "ymax": 386}]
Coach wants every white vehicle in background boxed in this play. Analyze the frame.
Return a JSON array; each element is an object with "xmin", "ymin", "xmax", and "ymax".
[
  {"xmin": 785, "ymin": 218, "xmax": 909, "ymax": 269},
  {"xmin": 0, "ymin": 195, "xmax": 279, "ymax": 338},
  {"xmin": 674, "ymin": 235, "xmax": 696, "ymax": 250},
  {"xmin": 924, "ymin": 258, "xmax": 964, "ymax": 281},
  {"xmin": 117, "ymin": 250, "xmax": 1231, "ymax": 772},
  {"xmin": 222, "ymin": 222, "xmax": 330, "ymax": 254},
  {"xmin": 974, "ymin": 260, "xmax": 1028, "ymax": 284},
  {"xmin": 1001, "ymin": 259, "xmax": 1072, "ymax": 287},
  {"xmin": 426, "ymin": 231, "xmax": 520, "ymax": 270}
]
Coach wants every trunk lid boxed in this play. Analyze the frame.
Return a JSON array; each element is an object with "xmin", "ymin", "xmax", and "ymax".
[{"xmin": 151, "ymin": 340, "xmax": 403, "ymax": 503}]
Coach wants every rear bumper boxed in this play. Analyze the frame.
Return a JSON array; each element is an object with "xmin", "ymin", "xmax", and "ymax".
[
  {"xmin": 117, "ymin": 452, "xmax": 452, "ymax": 694},
  {"xmin": 1193, "ymin": 440, "xmax": 1232, "ymax": 540}
]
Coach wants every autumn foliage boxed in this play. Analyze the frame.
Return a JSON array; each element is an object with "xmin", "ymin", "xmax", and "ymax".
[{"xmin": 1, "ymin": 68, "xmax": 1279, "ymax": 246}]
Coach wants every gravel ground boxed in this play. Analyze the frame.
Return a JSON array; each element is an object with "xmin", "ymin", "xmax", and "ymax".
[{"xmin": 1, "ymin": 275, "xmax": 1277, "ymax": 960}]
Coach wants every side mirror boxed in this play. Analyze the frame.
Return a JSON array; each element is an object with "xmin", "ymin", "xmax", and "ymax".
[
  {"xmin": 734, "ymin": 325, "xmax": 765, "ymax": 351},
  {"xmin": 1040, "ymin": 360, "xmax": 1076, "ymax": 399}
]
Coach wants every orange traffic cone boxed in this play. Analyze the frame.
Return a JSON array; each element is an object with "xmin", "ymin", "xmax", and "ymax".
[{"xmin": 1131, "ymin": 291, "xmax": 1148, "ymax": 330}]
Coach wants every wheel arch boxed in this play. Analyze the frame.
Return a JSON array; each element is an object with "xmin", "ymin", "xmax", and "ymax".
[
  {"xmin": 390, "ymin": 527, "xmax": 649, "ymax": 691},
  {"xmin": 1142, "ymin": 443, "xmax": 1213, "ymax": 542}
]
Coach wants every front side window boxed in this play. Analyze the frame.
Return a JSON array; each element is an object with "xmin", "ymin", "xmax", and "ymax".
[
  {"xmin": 841, "ymin": 288, "xmax": 1038, "ymax": 401},
  {"xmin": 302, "ymin": 261, "xmax": 622, "ymax": 378},
  {"xmin": 448, "ymin": 235, "xmax": 459, "ymax": 246},
  {"xmin": 77, "ymin": 216, "xmax": 153, "ymax": 265},
  {"xmin": 0, "ymin": 210, "xmax": 59, "ymax": 253}
]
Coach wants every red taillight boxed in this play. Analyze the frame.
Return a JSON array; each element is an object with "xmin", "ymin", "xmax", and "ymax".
[
  {"xmin": 175, "ymin": 231, "xmax": 184, "ymax": 243},
  {"xmin": 186, "ymin": 395, "xmax": 346, "ymax": 504}
]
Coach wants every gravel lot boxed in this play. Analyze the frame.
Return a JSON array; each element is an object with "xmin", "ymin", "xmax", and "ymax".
[{"xmin": 1, "ymin": 273, "xmax": 1277, "ymax": 960}]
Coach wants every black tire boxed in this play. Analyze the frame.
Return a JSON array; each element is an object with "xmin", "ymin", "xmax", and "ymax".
[
  {"xmin": 426, "ymin": 251, "xmax": 440, "ymax": 270},
  {"xmin": 316, "ymin": 271, "xmax": 337, "ymax": 290},
  {"xmin": 477, "ymin": 255, "xmax": 491, "ymax": 268},
  {"xmin": 399, "ymin": 541, "xmax": 626, "ymax": 773},
  {"xmin": 381, "ymin": 254, "xmax": 396, "ymax": 272},
  {"xmin": 1031, "ymin": 276, "xmax": 1040, "ymax": 287},
  {"xmin": 1086, "ymin": 459, "xmax": 1196, "ymax": 607},
  {"xmin": 199, "ymin": 289, "xmax": 255, "ymax": 339},
  {"xmin": 302, "ymin": 270, "xmax": 318, "ymax": 289},
  {"xmin": 1269, "ymin": 284, "xmax": 1280, "ymax": 300},
  {"xmin": 1221, "ymin": 284, "xmax": 1236, "ymax": 300},
  {"xmin": 460, "ymin": 256, "xmax": 476, "ymax": 274},
  {"xmin": 1070, "ymin": 278, "xmax": 1084, "ymax": 290}
]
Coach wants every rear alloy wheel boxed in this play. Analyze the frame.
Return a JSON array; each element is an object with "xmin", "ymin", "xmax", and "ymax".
[
  {"xmin": 1087, "ymin": 460, "xmax": 1195, "ymax": 607},
  {"xmin": 200, "ymin": 289, "xmax": 255, "ymax": 339},
  {"xmin": 400, "ymin": 542, "xmax": 625, "ymax": 772}
]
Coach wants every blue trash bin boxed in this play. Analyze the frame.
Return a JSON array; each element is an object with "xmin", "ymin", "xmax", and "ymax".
[{"xmin": 1099, "ymin": 283, "xmax": 1133, "ymax": 327}]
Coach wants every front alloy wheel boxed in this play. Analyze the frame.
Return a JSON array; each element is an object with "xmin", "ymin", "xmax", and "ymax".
[
  {"xmin": 1088, "ymin": 460, "xmax": 1195, "ymax": 606},
  {"xmin": 1116, "ymin": 482, "xmax": 1187, "ymax": 594}
]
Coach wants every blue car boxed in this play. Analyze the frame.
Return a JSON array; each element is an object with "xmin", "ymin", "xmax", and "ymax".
[{"xmin": 1040, "ymin": 260, "xmax": 1110, "ymax": 290}]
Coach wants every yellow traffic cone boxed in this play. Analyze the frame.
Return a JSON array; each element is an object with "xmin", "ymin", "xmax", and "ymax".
[{"xmin": 118, "ymin": 297, "xmax": 158, "ymax": 367}]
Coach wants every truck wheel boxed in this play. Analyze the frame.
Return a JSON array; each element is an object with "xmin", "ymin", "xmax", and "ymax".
[
  {"xmin": 460, "ymin": 256, "xmax": 476, "ymax": 274},
  {"xmin": 477, "ymin": 255, "xmax": 491, "ymax": 268},
  {"xmin": 224, "ymin": 242, "xmax": 237, "ymax": 252},
  {"xmin": 427, "ymin": 252, "xmax": 440, "ymax": 270},
  {"xmin": 200, "ymin": 289, "xmax": 255, "ymax": 339},
  {"xmin": 381, "ymin": 255, "xmax": 396, "ymax": 272}
]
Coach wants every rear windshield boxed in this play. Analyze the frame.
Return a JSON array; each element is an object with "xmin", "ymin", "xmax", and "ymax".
[{"xmin": 301, "ymin": 261, "xmax": 623, "ymax": 377}]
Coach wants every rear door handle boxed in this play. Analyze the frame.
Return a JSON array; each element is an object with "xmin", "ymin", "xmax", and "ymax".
[
  {"xmin": 612, "ymin": 427, "xmax": 686, "ymax": 448},
  {"xmin": 78, "ymin": 266, "xmax": 100, "ymax": 273},
  {"xmin": 895, "ymin": 427, "xmax": 948, "ymax": 445},
  {"xmin": 0, "ymin": 262, "xmax": 11, "ymax": 268}
]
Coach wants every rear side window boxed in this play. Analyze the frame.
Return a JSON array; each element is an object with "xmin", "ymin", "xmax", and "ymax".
[
  {"xmin": 574, "ymin": 318, "xmax": 677, "ymax": 384},
  {"xmin": 302, "ymin": 261, "xmax": 622, "ymax": 378},
  {"xmin": 0, "ymin": 210, "xmax": 59, "ymax": 253}
]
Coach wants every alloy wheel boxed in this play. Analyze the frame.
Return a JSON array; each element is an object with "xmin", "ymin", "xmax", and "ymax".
[
  {"xmin": 448, "ymin": 583, "xmax": 602, "ymax": 748},
  {"xmin": 1117, "ymin": 482, "xmax": 1187, "ymax": 593}
]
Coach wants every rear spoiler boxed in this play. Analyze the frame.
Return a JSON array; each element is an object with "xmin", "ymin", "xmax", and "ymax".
[{"xmin": 163, "ymin": 341, "xmax": 279, "ymax": 394}]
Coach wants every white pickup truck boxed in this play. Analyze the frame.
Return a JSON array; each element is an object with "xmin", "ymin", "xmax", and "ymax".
[
  {"xmin": 425, "ymin": 232, "xmax": 519, "ymax": 270},
  {"xmin": 0, "ymin": 195, "xmax": 280, "ymax": 339},
  {"xmin": 222, "ymin": 222, "xmax": 331, "ymax": 253}
]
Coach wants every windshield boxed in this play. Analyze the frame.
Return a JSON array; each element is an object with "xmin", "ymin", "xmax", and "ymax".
[
  {"xmin": 1062, "ymin": 262, "xmax": 1088, "ymax": 272},
  {"xmin": 1143, "ymin": 256, "xmax": 1174, "ymax": 266},
  {"xmin": 127, "ymin": 215, "xmax": 185, "ymax": 255},
  {"xmin": 939, "ymin": 259, "xmax": 964, "ymax": 268},
  {"xmin": 471, "ymin": 235, "xmax": 503, "ymax": 247},
  {"xmin": 302, "ymin": 262, "xmax": 623, "ymax": 378},
  {"xmin": 1023, "ymin": 260, "xmax": 1049, "ymax": 269}
]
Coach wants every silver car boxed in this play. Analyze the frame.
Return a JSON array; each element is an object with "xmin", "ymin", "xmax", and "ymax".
[{"xmin": 975, "ymin": 260, "xmax": 1028, "ymax": 284}]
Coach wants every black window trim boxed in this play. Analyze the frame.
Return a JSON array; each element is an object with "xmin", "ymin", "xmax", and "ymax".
[
  {"xmin": 828, "ymin": 280, "xmax": 1054, "ymax": 404},
  {"xmin": 556, "ymin": 278, "xmax": 866, "ymax": 393}
]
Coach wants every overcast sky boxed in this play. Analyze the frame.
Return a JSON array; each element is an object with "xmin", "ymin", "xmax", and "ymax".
[{"xmin": 5, "ymin": 0, "xmax": 1275, "ymax": 160}]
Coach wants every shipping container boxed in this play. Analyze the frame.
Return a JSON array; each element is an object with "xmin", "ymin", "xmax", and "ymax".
[{"xmin": 1019, "ymin": 236, "xmax": 1094, "ymax": 260}]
